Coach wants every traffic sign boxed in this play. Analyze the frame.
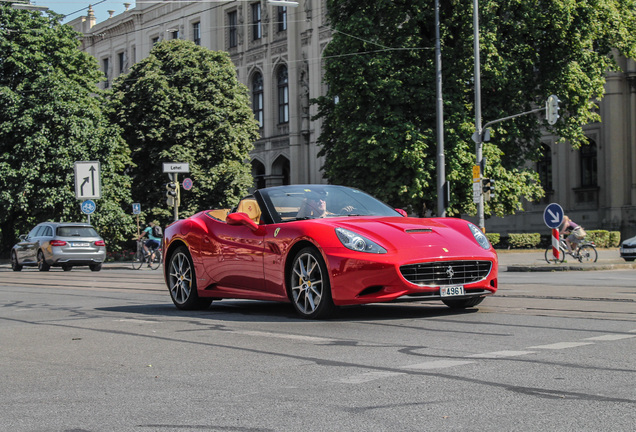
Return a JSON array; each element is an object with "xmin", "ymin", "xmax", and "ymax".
[
  {"xmin": 74, "ymin": 161, "xmax": 101, "ymax": 199},
  {"xmin": 132, "ymin": 203, "xmax": 141, "ymax": 215},
  {"xmin": 182, "ymin": 177, "xmax": 193, "ymax": 191},
  {"xmin": 81, "ymin": 200, "xmax": 96, "ymax": 215},
  {"xmin": 543, "ymin": 203, "xmax": 564, "ymax": 229},
  {"xmin": 163, "ymin": 162, "xmax": 190, "ymax": 173}
]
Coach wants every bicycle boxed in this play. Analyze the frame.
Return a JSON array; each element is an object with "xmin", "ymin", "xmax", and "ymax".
[
  {"xmin": 544, "ymin": 236, "xmax": 598, "ymax": 264},
  {"xmin": 132, "ymin": 239, "xmax": 162, "ymax": 270}
]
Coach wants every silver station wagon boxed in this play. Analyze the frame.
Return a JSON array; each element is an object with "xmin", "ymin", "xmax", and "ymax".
[{"xmin": 11, "ymin": 222, "xmax": 106, "ymax": 272}]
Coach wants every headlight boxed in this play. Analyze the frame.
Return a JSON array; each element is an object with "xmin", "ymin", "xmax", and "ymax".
[
  {"xmin": 335, "ymin": 228, "xmax": 387, "ymax": 254},
  {"xmin": 468, "ymin": 223, "xmax": 491, "ymax": 250}
]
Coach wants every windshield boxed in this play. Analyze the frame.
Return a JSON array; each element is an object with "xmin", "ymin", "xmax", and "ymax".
[{"xmin": 259, "ymin": 185, "xmax": 401, "ymax": 223}]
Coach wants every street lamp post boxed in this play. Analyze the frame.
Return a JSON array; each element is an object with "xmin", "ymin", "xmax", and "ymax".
[
  {"xmin": 473, "ymin": 0, "xmax": 485, "ymax": 230},
  {"xmin": 435, "ymin": 0, "xmax": 446, "ymax": 218}
]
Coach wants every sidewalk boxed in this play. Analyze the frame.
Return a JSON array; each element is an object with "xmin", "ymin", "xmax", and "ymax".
[{"xmin": 497, "ymin": 248, "xmax": 635, "ymax": 272}]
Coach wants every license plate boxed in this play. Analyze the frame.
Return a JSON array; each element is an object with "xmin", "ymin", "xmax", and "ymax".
[
  {"xmin": 622, "ymin": 247, "xmax": 636, "ymax": 253},
  {"xmin": 72, "ymin": 242, "xmax": 90, "ymax": 247},
  {"xmin": 441, "ymin": 285, "xmax": 465, "ymax": 297}
]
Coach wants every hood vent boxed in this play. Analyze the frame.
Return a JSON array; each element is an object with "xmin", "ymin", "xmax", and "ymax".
[{"xmin": 405, "ymin": 229, "xmax": 433, "ymax": 234}]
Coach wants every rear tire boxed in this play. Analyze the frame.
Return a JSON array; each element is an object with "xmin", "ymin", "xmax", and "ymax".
[
  {"xmin": 11, "ymin": 251, "xmax": 22, "ymax": 272},
  {"xmin": 150, "ymin": 249, "xmax": 162, "ymax": 270},
  {"xmin": 442, "ymin": 296, "xmax": 485, "ymax": 309},
  {"xmin": 62, "ymin": 265, "xmax": 72, "ymax": 272},
  {"xmin": 577, "ymin": 244, "xmax": 598, "ymax": 263},
  {"xmin": 37, "ymin": 251, "xmax": 50, "ymax": 272},
  {"xmin": 167, "ymin": 246, "xmax": 212, "ymax": 310},
  {"xmin": 90, "ymin": 263, "xmax": 102, "ymax": 272}
]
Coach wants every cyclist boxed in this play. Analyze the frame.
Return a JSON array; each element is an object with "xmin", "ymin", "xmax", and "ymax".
[
  {"xmin": 138, "ymin": 220, "xmax": 162, "ymax": 266},
  {"xmin": 560, "ymin": 215, "xmax": 586, "ymax": 253}
]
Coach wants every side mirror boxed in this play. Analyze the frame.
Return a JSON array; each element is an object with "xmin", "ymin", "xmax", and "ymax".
[
  {"xmin": 19, "ymin": 234, "xmax": 27, "ymax": 241},
  {"xmin": 395, "ymin": 208, "xmax": 408, "ymax": 217},
  {"xmin": 226, "ymin": 212, "xmax": 261, "ymax": 232}
]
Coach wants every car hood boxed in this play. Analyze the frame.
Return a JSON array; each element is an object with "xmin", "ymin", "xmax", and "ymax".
[
  {"xmin": 622, "ymin": 235, "xmax": 636, "ymax": 247},
  {"xmin": 316, "ymin": 216, "xmax": 495, "ymax": 259}
]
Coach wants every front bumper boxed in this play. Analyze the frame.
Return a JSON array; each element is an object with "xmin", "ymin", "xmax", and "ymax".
[{"xmin": 324, "ymin": 251, "xmax": 498, "ymax": 306}]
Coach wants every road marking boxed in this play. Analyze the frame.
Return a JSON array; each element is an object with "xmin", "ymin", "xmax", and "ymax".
[
  {"xmin": 468, "ymin": 350, "xmax": 535, "ymax": 358},
  {"xmin": 237, "ymin": 330, "xmax": 335, "ymax": 344},
  {"xmin": 528, "ymin": 342, "xmax": 594, "ymax": 350},
  {"xmin": 115, "ymin": 319, "xmax": 158, "ymax": 324},
  {"xmin": 583, "ymin": 334, "xmax": 636, "ymax": 341},
  {"xmin": 337, "ymin": 371, "xmax": 405, "ymax": 384},
  {"xmin": 402, "ymin": 360, "xmax": 474, "ymax": 370}
]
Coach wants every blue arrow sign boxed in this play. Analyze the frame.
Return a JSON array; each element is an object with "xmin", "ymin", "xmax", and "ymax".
[
  {"xmin": 543, "ymin": 203, "xmax": 564, "ymax": 229},
  {"xmin": 81, "ymin": 199, "xmax": 96, "ymax": 215},
  {"xmin": 132, "ymin": 203, "xmax": 141, "ymax": 215}
]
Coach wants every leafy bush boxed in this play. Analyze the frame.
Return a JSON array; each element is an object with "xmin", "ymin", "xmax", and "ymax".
[
  {"xmin": 507, "ymin": 233, "xmax": 541, "ymax": 249},
  {"xmin": 609, "ymin": 231, "xmax": 621, "ymax": 247},
  {"xmin": 486, "ymin": 233, "xmax": 500, "ymax": 246},
  {"xmin": 586, "ymin": 230, "xmax": 610, "ymax": 247}
]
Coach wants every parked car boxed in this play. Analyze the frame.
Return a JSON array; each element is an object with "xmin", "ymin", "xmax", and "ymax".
[
  {"xmin": 619, "ymin": 235, "xmax": 636, "ymax": 262},
  {"xmin": 162, "ymin": 184, "xmax": 498, "ymax": 319},
  {"xmin": 11, "ymin": 222, "xmax": 106, "ymax": 272}
]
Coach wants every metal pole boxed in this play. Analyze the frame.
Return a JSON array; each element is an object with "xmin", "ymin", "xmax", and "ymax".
[
  {"xmin": 173, "ymin": 173, "xmax": 179, "ymax": 222},
  {"xmin": 473, "ymin": 0, "xmax": 484, "ymax": 230},
  {"xmin": 435, "ymin": 0, "xmax": 446, "ymax": 217}
]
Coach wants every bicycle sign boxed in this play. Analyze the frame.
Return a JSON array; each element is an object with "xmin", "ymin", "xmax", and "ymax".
[
  {"xmin": 81, "ymin": 200, "xmax": 96, "ymax": 215},
  {"xmin": 543, "ymin": 203, "xmax": 564, "ymax": 229}
]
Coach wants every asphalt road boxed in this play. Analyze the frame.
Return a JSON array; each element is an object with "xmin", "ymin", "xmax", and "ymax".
[{"xmin": 1, "ymin": 265, "xmax": 634, "ymax": 432}]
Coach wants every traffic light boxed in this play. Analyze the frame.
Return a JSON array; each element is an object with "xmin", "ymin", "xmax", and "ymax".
[
  {"xmin": 546, "ymin": 94, "xmax": 560, "ymax": 125},
  {"xmin": 482, "ymin": 178, "xmax": 495, "ymax": 201},
  {"xmin": 166, "ymin": 182, "xmax": 180, "ymax": 207}
]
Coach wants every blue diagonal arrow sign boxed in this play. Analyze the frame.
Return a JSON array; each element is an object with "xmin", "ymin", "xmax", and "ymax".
[{"xmin": 543, "ymin": 203, "xmax": 564, "ymax": 229}]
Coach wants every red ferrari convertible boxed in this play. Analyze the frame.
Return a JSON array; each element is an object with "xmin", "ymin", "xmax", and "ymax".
[{"xmin": 163, "ymin": 185, "xmax": 498, "ymax": 319}]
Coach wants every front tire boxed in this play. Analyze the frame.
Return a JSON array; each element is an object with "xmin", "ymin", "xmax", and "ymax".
[
  {"xmin": 544, "ymin": 247, "xmax": 565, "ymax": 264},
  {"xmin": 442, "ymin": 296, "xmax": 485, "ymax": 309},
  {"xmin": 37, "ymin": 250, "xmax": 50, "ymax": 272},
  {"xmin": 11, "ymin": 251, "xmax": 22, "ymax": 272},
  {"xmin": 289, "ymin": 247, "xmax": 334, "ymax": 319},
  {"xmin": 167, "ymin": 246, "xmax": 212, "ymax": 310}
]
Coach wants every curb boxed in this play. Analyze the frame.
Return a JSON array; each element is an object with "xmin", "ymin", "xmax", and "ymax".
[{"xmin": 505, "ymin": 263, "xmax": 636, "ymax": 272}]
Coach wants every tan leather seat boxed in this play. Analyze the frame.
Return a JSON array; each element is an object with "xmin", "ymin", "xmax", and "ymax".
[{"xmin": 236, "ymin": 199, "xmax": 262, "ymax": 223}]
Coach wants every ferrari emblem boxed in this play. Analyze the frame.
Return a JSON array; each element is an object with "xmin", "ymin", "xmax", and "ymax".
[
  {"xmin": 446, "ymin": 266, "xmax": 455, "ymax": 279},
  {"xmin": 443, "ymin": 247, "xmax": 449, "ymax": 252},
  {"xmin": 274, "ymin": 228, "xmax": 280, "ymax": 237}
]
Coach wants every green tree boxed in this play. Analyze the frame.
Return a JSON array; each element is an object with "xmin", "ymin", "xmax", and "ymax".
[
  {"xmin": 0, "ymin": 6, "xmax": 134, "ymax": 257},
  {"xmin": 316, "ymin": 0, "xmax": 636, "ymax": 216},
  {"xmin": 109, "ymin": 40, "xmax": 259, "ymax": 224}
]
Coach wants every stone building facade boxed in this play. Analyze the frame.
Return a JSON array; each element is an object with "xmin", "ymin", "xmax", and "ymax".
[{"xmin": 69, "ymin": 1, "xmax": 636, "ymax": 238}]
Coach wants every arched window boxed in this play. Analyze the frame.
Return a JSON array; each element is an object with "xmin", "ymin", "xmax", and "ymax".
[
  {"xmin": 272, "ymin": 155, "xmax": 290, "ymax": 186},
  {"xmin": 252, "ymin": 72, "xmax": 264, "ymax": 128},
  {"xmin": 277, "ymin": 66, "xmax": 289, "ymax": 124},
  {"xmin": 251, "ymin": 159, "xmax": 266, "ymax": 190}
]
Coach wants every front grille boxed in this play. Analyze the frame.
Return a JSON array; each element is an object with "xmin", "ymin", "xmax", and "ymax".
[{"xmin": 400, "ymin": 260, "xmax": 492, "ymax": 286}]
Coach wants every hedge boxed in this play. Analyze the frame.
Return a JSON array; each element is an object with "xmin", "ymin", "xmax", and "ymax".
[
  {"xmin": 485, "ymin": 233, "xmax": 500, "ymax": 246},
  {"xmin": 499, "ymin": 230, "xmax": 621, "ymax": 249},
  {"xmin": 507, "ymin": 233, "xmax": 541, "ymax": 249}
]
